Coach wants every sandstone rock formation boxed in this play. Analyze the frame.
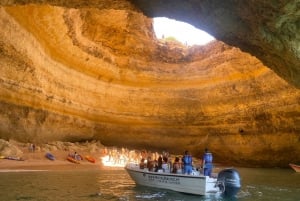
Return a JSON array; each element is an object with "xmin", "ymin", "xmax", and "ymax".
[
  {"xmin": 0, "ymin": 139, "xmax": 23, "ymax": 157},
  {"xmin": 132, "ymin": 0, "xmax": 300, "ymax": 88},
  {"xmin": 0, "ymin": 1, "xmax": 299, "ymax": 167}
]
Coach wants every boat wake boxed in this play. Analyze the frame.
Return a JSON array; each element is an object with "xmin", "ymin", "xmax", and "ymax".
[{"xmin": 135, "ymin": 191, "xmax": 166, "ymax": 199}]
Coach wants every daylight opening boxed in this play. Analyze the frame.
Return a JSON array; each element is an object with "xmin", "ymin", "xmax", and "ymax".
[{"xmin": 153, "ymin": 17, "xmax": 215, "ymax": 46}]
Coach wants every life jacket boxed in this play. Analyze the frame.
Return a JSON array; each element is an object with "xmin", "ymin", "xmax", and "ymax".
[
  {"xmin": 203, "ymin": 152, "xmax": 213, "ymax": 163},
  {"xmin": 183, "ymin": 155, "xmax": 192, "ymax": 165}
]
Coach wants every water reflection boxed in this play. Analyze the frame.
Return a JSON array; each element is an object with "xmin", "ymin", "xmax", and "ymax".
[{"xmin": 1, "ymin": 166, "xmax": 299, "ymax": 201}]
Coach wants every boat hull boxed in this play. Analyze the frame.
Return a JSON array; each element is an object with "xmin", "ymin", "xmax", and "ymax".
[
  {"xmin": 289, "ymin": 163, "xmax": 300, "ymax": 172},
  {"xmin": 45, "ymin": 153, "xmax": 55, "ymax": 161},
  {"xmin": 125, "ymin": 163, "xmax": 219, "ymax": 195},
  {"xmin": 67, "ymin": 156, "xmax": 80, "ymax": 164},
  {"xmin": 85, "ymin": 155, "xmax": 96, "ymax": 163},
  {"xmin": 3, "ymin": 156, "xmax": 24, "ymax": 161}
]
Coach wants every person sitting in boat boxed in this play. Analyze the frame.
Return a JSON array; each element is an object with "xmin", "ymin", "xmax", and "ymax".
[
  {"xmin": 202, "ymin": 148, "xmax": 213, "ymax": 177},
  {"xmin": 182, "ymin": 150, "xmax": 193, "ymax": 174},
  {"xmin": 74, "ymin": 152, "xmax": 82, "ymax": 161},
  {"xmin": 172, "ymin": 156, "xmax": 182, "ymax": 173}
]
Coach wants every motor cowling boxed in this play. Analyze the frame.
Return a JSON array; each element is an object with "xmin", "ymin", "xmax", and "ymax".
[{"xmin": 217, "ymin": 168, "xmax": 241, "ymax": 197}]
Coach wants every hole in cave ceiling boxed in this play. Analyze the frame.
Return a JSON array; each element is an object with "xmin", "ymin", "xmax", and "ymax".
[{"xmin": 153, "ymin": 17, "xmax": 215, "ymax": 46}]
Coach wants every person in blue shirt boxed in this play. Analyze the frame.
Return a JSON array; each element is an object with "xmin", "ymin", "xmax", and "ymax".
[
  {"xmin": 182, "ymin": 150, "xmax": 193, "ymax": 174},
  {"xmin": 202, "ymin": 148, "xmax": 213, "ymax": 176}
]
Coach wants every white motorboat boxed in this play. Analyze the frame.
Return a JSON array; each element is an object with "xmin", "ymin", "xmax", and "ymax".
[{"xmin": 125, "ymin": 163, "xmax": 241, "ymax": 197}]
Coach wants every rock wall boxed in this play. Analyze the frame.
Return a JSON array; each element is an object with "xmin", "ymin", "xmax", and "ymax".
[
  {"xmin": 131, "ymin": 0, "xmax": 300, "ymax": 88},
  {"xmin": 0, "ymin": 2, "xmax": 299, "ymax": 167}
]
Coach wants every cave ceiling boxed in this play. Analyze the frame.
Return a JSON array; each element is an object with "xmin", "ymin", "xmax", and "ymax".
[{"xmin": 0, "ymin": 0, "xmax": 299, "ymax": 167}]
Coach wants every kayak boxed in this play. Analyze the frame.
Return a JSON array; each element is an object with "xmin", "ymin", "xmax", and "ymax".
[
  {"xmin": 67, "ymin": 156, "xmax": 80, "ymax": 164},
  {"xmin": 85, "ymin": 155, "xmax": 96, "ymax": 163},
  {"xmin": 289, "ymin": 163, "xmax": 300, "ymax": 173},
  {"xmin": 45, "ymin": 152, "xmax": 55, "ymax": 161},
  {"xmin": 4, "ymin": 156, "xmax": 24, "ymax": 161}
]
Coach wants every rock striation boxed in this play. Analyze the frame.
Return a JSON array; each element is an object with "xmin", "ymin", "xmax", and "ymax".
[
  {"xmin": 131, "ymin": 0, "xmax": 300, "ymax": 88},
  {"xmin": 0, "ymin": 1, "xmax": 299, "ymax": 167}
]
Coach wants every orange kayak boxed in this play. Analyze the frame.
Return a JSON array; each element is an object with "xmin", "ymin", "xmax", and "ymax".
[
  {"xmin": 85, "ymin": 155, "xmax": 96, "ymax": 163},
  {"xmin": 67, "ymin": 156, "xmax": 80, "ymax": 164}
]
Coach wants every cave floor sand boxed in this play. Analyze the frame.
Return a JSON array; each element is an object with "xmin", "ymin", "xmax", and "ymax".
[{"xmin": 0, "ymin": 149, "xmax": 104, "ymax": 171}]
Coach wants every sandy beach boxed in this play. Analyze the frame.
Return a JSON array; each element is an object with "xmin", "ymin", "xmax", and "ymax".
[
  {"xmin": 0, "ymin": 140, "xmax": 105, "ymax": 171},
  {"xmin": 0, "ymin": 152, "xmax": 103, "ymax": 172},
  {"xmin": 0, "ymin": 140, "xmax": 205, "ymax": 172}
]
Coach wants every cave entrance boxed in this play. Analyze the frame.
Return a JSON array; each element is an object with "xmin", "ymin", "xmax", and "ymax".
[{"xmin": 153, "ymin": 17, "xmax": 215, "ymax": 46}]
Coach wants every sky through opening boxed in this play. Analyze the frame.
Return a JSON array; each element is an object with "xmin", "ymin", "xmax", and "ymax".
[{"xmin": 153, "ymin": 17, "xmax": 215, "ymax": 46}]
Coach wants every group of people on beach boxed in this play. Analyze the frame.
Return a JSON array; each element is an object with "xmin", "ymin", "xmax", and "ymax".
[
  {"xmin": 68, "ymin": 151, "xmax": 82, "ymax": 161},
  {"xmin": 28, "ymin": 144, "xmax": 36, "ymax": 152},
  {"xmin": 138, "ymin": 148, "xmax": 214, "ymax": 176}
]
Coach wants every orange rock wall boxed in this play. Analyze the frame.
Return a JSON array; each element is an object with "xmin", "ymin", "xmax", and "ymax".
[{"xmin": 0, "ymin": 3, "xmax": 299, "ymax": 167}]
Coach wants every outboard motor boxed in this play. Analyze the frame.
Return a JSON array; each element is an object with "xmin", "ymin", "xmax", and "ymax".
[{"xmin": 216, "ymin": 168, "xmax": 241, "ymax": 197}]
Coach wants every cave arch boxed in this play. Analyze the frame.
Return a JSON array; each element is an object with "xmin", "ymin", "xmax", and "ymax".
[
  {"xmin": 0, "ymin": 0, "xmax": 299, "ymax": 167},
  {"xmin": 153, "ymin": 17, "xmax": 215, "ymax": 46},
  {"xmin": 0, "ymin": 0, "xmax": 299, "ymax": 87},
  {"xmin": 130, "ymin": 0, "xmax": 300, "ymax": 88}
]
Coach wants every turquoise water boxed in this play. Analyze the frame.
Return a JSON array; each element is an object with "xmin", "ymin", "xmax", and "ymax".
[{"xmin": 0, "ymin": 167, "xmax": 299, "ymax": 201}]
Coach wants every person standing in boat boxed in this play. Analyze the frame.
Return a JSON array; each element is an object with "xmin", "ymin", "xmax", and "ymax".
[
  {"xmin": 172, "ymin": 156, "xmax": 182, "ymax": 173},
  {"xmin": 146, "ymin": 156, "xmax": 154, "ymax": 171},
  {"xmin": 202, "ymin": 148, "xmax": 213, "ymax": 177},
  {"xmin": 157, "ymin": 154, "xmax": 163, "ymax": 170},
  {"xmin": 182, "ymin": 150, "xmax": 193, "ymax": 174}
]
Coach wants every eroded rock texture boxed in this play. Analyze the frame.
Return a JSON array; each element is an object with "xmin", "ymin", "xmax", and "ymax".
[
  {"xmin": 132, "ymin": 0, "xmax": 300, "ymax": 88},
  {"xmin": 0, "ymin": 1, "xmax": 299, "ymax": 167}
]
